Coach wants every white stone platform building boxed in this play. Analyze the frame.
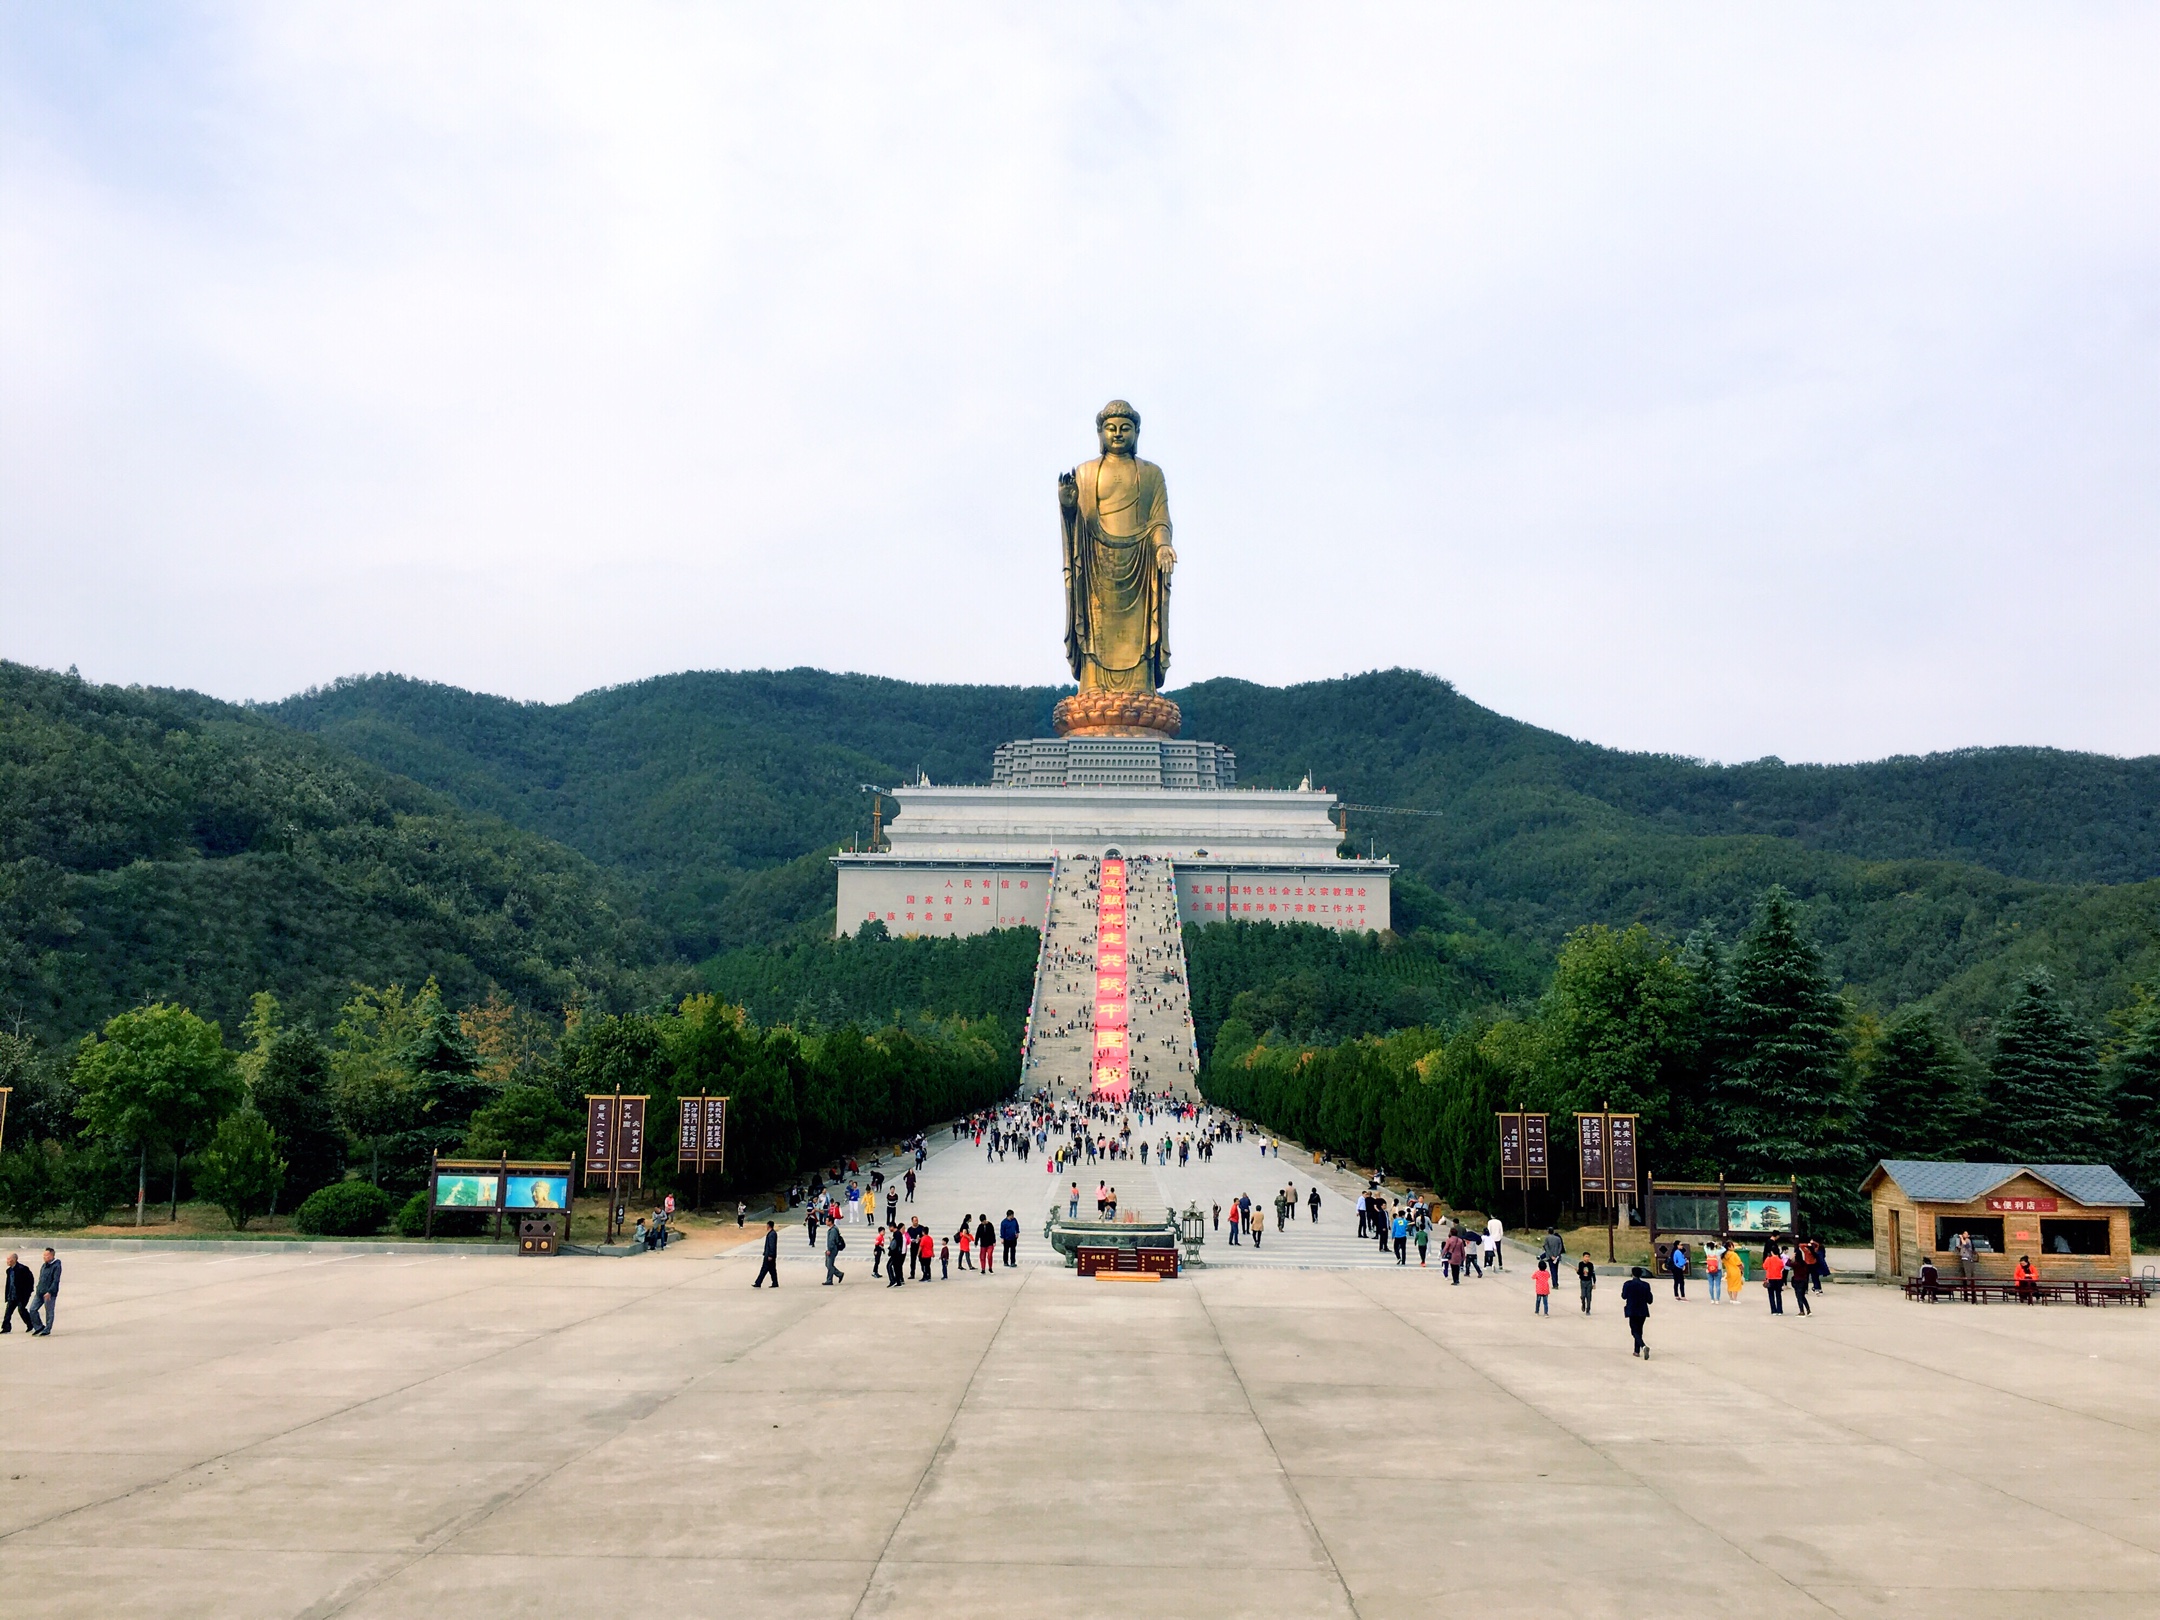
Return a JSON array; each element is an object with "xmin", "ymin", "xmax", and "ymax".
[{"xmin": 833, "ymin": 739, "xmax": 1394, "ymax": 939}]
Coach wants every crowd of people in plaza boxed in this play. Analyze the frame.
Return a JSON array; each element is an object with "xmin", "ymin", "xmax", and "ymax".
[{"xmin": 748, "ymin": 1087, "xmax": 1846, "ymax": 1378}]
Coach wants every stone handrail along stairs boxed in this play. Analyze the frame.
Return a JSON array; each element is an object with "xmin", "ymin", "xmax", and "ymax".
[{"xmin": 1023, "ymin": 855, "xmax": 1101, "ymax": 1096}]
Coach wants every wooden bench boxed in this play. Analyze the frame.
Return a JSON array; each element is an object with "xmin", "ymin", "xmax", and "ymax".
[{"xmin": 1902, "ymin": 1275, "xmax": 2147, "ymax": 1306}]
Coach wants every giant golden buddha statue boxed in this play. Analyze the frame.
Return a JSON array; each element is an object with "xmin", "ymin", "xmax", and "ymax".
[{"xmin": 1055, "ymin": 400, "xmax": 1181, "ymax": 738}]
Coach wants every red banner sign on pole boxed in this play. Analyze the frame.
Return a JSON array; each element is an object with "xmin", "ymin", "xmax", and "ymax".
[
  {"xmin": 584, "ymin": 1094, "xmax": 648, "ymax": 1186},
  {"xmin": 1498, "ymin": 1113, "xmax": 1525, "ymax": 1186},
  {"xmin": 678, "ymin": 1095, "xmax": 702, "ymax": 1165},
  {"xmin": 582, "ymin": 1096, "xmax": 612, "ymax": 1187},
  {"xmin": 614, "ymin": 1096, "xmax": 646, "ymax": 1184},
  {"xmin": 701, "ymin": 1096, "xmax": 727, "ymax": 1172},
  {"xmin": 1576, "ymin": 1112, "xmax": 1608, "ymax": 1203},
  {"xmin": 676, "ymin": 1095, "xmax": 728, "ymax": 1173},
  {"xmin": 1609, "ymin": 1114, "xmax": 1639, "ymax": 1199}
]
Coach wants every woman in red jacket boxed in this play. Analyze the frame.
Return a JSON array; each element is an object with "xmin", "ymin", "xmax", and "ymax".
[{"xmin": 2014, "ymin": 1256, "xmax": 2039, "ymax": 1303}]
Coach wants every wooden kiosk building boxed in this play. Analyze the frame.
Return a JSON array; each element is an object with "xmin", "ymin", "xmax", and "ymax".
[{"xmin": 1864, "ymin": 1160, "xmax": 2145, "ymax": 1283}]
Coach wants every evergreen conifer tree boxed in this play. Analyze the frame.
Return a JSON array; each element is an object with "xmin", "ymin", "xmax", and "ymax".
[
  {"xmin": 2105, "ymin": 1005, "xmax": 2160, "ymax": 1235},
  {"xmin": 1719, "ymin": 887, "xmax": 1863, "ymax": 1230},
  {"xmin": 1678, "ymin": 926, "xmax": 1734, "ymax": 1174},
  {"xmin": 252, "ymin": 1027, "xmax": 344, "ymax": 1210},
  {"xmin": 1987, "ymin": 971, "xmax": 2108, "ymax": 1163},
  {"xmin": 1861, "ymin": 1009, "xmax": 1982, "ymax": 1163}
]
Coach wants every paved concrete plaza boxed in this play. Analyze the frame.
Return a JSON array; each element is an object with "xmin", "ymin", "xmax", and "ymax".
[{"xmin": 4, "ymin": 1126, "xmax": 2157, "ymax": 1619}]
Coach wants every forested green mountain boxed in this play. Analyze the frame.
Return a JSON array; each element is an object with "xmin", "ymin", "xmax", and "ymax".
[
  {"xmin": 269, "ymin": 667, "xmax": 2159, "ymax": 1037},
  {"xmin": 1, "ymin": 662, "xmax": 667, "ymax": 1045},
  {"xmin": 8, "ymin": 658, "xmax": 2154, "ymax": 1056},
  {"xmin": 268, "ymin": 670, "xmax": 1061, "ymax": 957}
]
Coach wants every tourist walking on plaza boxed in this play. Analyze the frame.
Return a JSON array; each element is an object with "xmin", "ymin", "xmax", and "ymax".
[
  {"xmin": 1621, "ymin": 1265, "xmax": 1652, "ymax": 1357},
  {"xmin": 753, "ymin": 1224, "xmax": 780, "ymax": 1289},
  {"xmin": 823, "ymin": 1220, "xmax": 846, "ymax": 1285},
  {"xmin": 1000, "ymin": 1210, "xmax": 1020, "ymax": 1268},
  {"xmin": 1444, "ymin": 1228, "xmax": 1465, "ymax": 1283},
  {"xmin": 1414, "ymin": 1220, "xmax": 1430, "ymax": 1267},
  {"xmin": 2, "ymin": 1251, "xmax": 34, "ymax": 1333},
  {"xmin": 1669, "ymin": 1241, "xmax": 1689, "ymax": 1299},
  {"xmin": 1533, "ymin": 1262, "xmax": 1551, "ymax": 1314},
  {"xmin": 1723, "ymin": 1243, "xmax": 1745, "ymax": 1301},
  {"xmin": 886, "ymin": 1226, "xmax": 905, "ymax": 1287},
  {"xmin": 1484, "ymin": 1215, "xmax": 1504, "ymax": 1270},
  {"xmin": 1577, "ymin": 1253, "xmax": 1597, "ymax": 1314},
  {"xmin": 28, "ymin": 1249, "xmax": 59, "ymax": 1335},
  {"xmin": 1308, "ymin": 1186, "xmax": 1321, "ymax": 1223},
  {"xmin": 1391, "ymin": 1210, "xmax": 1409, "ymax": 1265},
  {"xmin": 977, "ymin": 1215, "xmax": 997, "ymax": 1274},
  {"xmin": 1541, "ymin": 1226, "xmax": 1565, "ymax": 1275},
  {"xmin": 1704, "ymin": 1239, "xmax": 1724, "ymax": 1301},
  {"xmin": 1791, "ymin": 1243, "xmax": 1814, "ymax": 1315},
  {"xmin": 1763, "ymin": 1245, "xmax": 1786, "ymax": 1314}
]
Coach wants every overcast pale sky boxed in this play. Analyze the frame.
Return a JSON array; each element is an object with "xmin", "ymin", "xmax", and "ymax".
[{"xmin": 3, "ymin": 5, "xmax": 2155, "ymax": 763}]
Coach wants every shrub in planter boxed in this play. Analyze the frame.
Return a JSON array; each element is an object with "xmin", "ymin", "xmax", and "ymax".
[
  {"xmin": 292, "ymin": 1180, "xmax": 394, "ymax": 1237},
  {"xmin": 393, "ymin": 1191, "xmax": 489, "ymax": 1238}
]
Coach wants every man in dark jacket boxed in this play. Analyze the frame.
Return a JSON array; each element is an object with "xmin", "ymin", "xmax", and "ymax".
[
  {"xmin": 823, "ymin": 1219, "xmax": 846, "ymax": 1285},
  {"xmin": 1541, "ymin": 1227, "xmax": 1567, "ymax": 1274},
  {"xmin": 29, "ymin": 1249, "xmax": 61, "ymax": 1335},
  {"xmin": 2, "ymin": 1252, "xmax": 34, "ymax": 1333},
  {"xmin": 999, "ymin": 1210, "xmax": 1020, "ymax": 1268},
  {"xmin": 1620, "ymin": 1264, "xmax": 1653, "ymax": 1358},
  {"xmin": 753, "ymin": 1222, "xmax": 780, "ymax": 1288}
]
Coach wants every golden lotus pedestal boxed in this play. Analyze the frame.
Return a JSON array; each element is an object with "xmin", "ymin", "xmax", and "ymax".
[{"xmin": 1051, "ymin": 691, "xmax": 1181, "ymax": 739}]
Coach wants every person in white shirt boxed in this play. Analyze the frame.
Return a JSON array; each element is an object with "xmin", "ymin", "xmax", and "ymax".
[{"xmin": 1484, "ymin": 1215, "xmax": 1505, "ymax": 1271}]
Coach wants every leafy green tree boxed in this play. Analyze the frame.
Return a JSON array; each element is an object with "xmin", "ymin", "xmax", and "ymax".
[
  {"xmin": 0, "ymin": 1030, "xmax": 78, "ymax": 1146},
  {"xmin": 1425, "ymin": 1030, "xmax": 1508, "ymax": 1208},
  {"xmin": 331, "ymin": 983, "xmax": 427, "ymax": 1185},
  {"xmin": 237, "ymin": 991, "xmax": 283, "ymax": 1088},
  {"xmin": 1860, "ymin": 1009, "xmax": 1982, "ymax": 1163},
  {"xmin": 193, "ymin": 1109, "xmax": 287, "ymax": 1230},
  {"xmin": 0, "ymin": 1140, "xmax": 59, "ymax": 1225},
  {"xmin": 72, "ymin": 1003, "xmax": 241, "ymax": 1224},
  {"xmin": 2104, "ymin": 1003, "xmax": 2159, "ymax": 1233},
  {"xmin": 463, "ymin": 1084, "xmax": 583, "ymax": 1161},
  {"xmin": 1536, "ymin": 924, "xmax": 1708, "ymax": 1183},
  {"xmin": 1718, "ymin": 888, "xmax": 1863, "ymax": 1232},
  {"xmin": 252, "ymin": 1027, "xmax": 344, "ymax": 1209},
  {"xmin": 1987, "ymin": 971, "xmax": 2109, "ymax": 1162},
  {"xmin": 54, "ymin": 1139, "xmax": 129, "ymax": 1225}
]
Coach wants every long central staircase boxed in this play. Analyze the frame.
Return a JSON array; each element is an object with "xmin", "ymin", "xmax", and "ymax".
[{"xmin": 1023, "ymin": 855, "xmax": 1198, "ymax": 1100}]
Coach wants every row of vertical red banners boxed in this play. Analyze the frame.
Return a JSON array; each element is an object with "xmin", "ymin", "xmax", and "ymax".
[{"xmin": 1090, "ymin": 858, "xmax": 1130, "ymax": 1103}]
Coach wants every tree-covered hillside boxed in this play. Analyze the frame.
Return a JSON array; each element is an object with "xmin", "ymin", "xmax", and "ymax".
[
  {"xmin": 2, "ymin": 663, "xmax": 667, "ymax": 1045},
  {"xmin": 268, "ymin": 670, "xmax": 1064, "ymax": 955},
  {"xmin": 268, "ymin": 666, "xmax": 2160, "ymax": 1037}
]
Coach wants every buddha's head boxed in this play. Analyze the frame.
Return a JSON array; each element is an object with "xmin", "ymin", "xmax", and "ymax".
[{"xmin": 1096, "ymin": 401, "xmax": 1139, "ymax": 456}]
